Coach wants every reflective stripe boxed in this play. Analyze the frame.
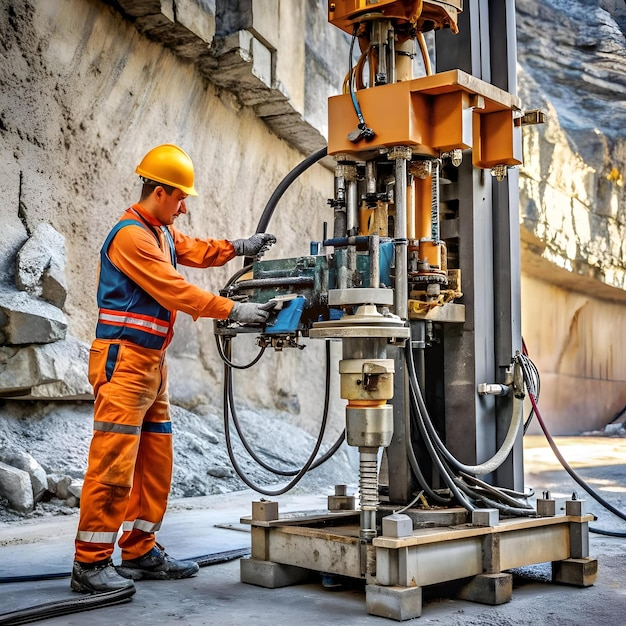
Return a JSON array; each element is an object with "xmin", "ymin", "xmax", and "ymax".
[
  {"xmin": 123, "ymin": 518, "xmax": 162, "ymax": 533},
  {"xmin": 98, "ymin": 309, "xmax": 169, "ymax": 337},
  {"xmin": 76, "ymin": 530, "xmax": 118, "ymax": 543},
  {"xmin": 94, "ymin": 421, "xmax": 141, "ymax": 435},
  {"xmin": 142, "ymin": 421, "xmax": 172, "ymax": 434}
]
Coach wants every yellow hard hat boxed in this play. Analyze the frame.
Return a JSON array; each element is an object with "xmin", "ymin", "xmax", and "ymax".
[{"xmin": 135, "ymin": 144, "xmax": 198, "ymax": 196}]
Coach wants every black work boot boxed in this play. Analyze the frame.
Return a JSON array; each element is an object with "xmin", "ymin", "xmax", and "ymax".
[
  {"xmin": 116, "ymin": 544, "xmax": 199, "ymax": 580},
  {"xmin": 71, "ymin": 559, "xmax": 136, "ymax": 594}
]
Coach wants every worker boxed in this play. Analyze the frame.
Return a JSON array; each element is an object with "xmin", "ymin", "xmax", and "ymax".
[{"xmin": 71, "ymin": 144, "xmax": 276, "ymax": 595}]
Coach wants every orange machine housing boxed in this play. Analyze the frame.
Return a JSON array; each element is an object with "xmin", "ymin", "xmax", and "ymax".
[
  {"xmin": 328, "ymin": 69, "xmax": 522, "ymax": 169},
  {"xmin": 328, "ymin": 0, "xmax": 462, "ymax": 35}
]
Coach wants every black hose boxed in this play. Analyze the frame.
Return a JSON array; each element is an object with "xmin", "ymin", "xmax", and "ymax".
[
  {"xmin": 225, "ymin": 339, "xmax": 344, "ymax": 477},
  {"xmin": 459, "ymin": 472, "xmax": 534, "ymax": 510},
  {"xmin": 224, "ymin": 263, "xmax": 255, "ymax": 291},
  {"xmin": 587, "ymin": 527, "xmax": 626, "ymax": 538},
  {"xmin": 0, "ymin": 547, "xmax": 251, "ymax": 586},
  {"xmin": 405, "ymin": 344, "xmax": 539, "ymax": 515},
  {"xmin": 0, "ymin": 587, "xmax": 136, "ymax": 626},
  {"xmin": 219, "ymin": 145, "xmax": 344, "ymax": 492},
  {"xmin": 404, "ymin": 343, "xmax": 476, "ymax": 511},
  {"xmin": 222, "ymin": 338, "xmax": 343, "ymax": 496},
  {"xmin": 519, "ymin": 351, "xmax": 626, "ymax": 535},
  {"xmin": 0, "ymin": 547, "xmax": 250, "ymax": 624},
  {"xmin": 244, "ymin": 146, "xmax": 328, "ymax": 266},
  {"xmin": 215, "ymin": 334, "xmax": 266, "ymax": 370},
  {"xmin": 404, "ymin": 415, "xmax": 453, "ymax": 505}
]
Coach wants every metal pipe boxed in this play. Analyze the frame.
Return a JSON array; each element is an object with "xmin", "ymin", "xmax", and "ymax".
[
  {"xmin": 374, "ymin": 21, "xmax": 387, "ymax": 85},
  {"xmin": 343, "ymin": 336, "xmax": 387, "ymax": 361},
  {"xmin": 346, "ymin": 176, "xmax": 358, "ymax": 288},
  {"xmin": 227, "ymin": 276, "xmax": 314, "ymax": 292},
  {"xmin": 394, "ymin": 155, "xmax": 409, "ymax": 320},
  {"xmin": 407, "ymin": 173, "xmax": 415, "ymax": 240},
  {"xmin": 388, "ymin": 26, "xmax": 396, "ymax": 84},
  {"xmin": 369, "ymin": 233, "xmax": 380, "ymax": 289},
  {"xmin": 334, "ymin": 170, "xmax": 347, "ymax": 238},
  {"xmin": 366, "ymin": 160, "xmax": 376, "ymax": 196},
  {"xmin": 346, "ymin": 177, "xmax": 358, "ymax": 236}
]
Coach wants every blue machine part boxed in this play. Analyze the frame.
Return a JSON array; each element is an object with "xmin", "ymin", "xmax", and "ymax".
[
  {"xmin": 264, "ymin": 296, "xmax": 306, "ymax": 335},
  {"xmin": 379, "ymin": 241, "xmax": 394, "ymax": 285},
  {"xmin": 329, "ymin": 240, "xmax": 394, "ymax": 288}
]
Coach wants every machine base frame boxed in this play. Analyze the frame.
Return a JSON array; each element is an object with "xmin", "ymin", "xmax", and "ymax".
[{"xmin": 240, "ymin": 507, "xmax": 597, "ymax": 621}]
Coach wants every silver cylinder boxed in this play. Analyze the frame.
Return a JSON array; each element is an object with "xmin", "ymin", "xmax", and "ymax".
[
  {"xmin": 394, "ymin": 156, "xmax": 409, "ymax": 320},
  {"xmin": 369, "ymin": 233, "xmax": 380, "ymax": 289},
  {"xmin": 343, "ymin": 337, "xmax": 388, "ymax": 360},
  {"xmin": 346, "ymin": 405, "xmax": 393, "ymax": 448},
  {"xmin": 346, "ymin": 178, "xmax": 358, "ymax": 236}
]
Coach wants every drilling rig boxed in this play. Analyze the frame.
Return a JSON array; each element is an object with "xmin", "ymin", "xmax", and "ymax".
[{"xmin": 216, "ymin": 0, "xmax": 597, "ymax": 619}]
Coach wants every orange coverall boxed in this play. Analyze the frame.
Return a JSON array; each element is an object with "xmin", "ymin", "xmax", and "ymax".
[{"xmin": 75, "ymin": 205, "xmax": 235, "ymax": 564}]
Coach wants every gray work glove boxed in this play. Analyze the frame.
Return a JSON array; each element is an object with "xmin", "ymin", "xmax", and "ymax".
[
  {"xmin": 228, "ymin": 301, "xmax": 276, "ymax": 324},
  {"xmin": 232, "ymin": 233, "xmax": 277, "ymax": 258}
]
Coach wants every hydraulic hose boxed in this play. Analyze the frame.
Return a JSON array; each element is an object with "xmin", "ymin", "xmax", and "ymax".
[
  {"xmin": 0, "ymin": 587, "xmax": 136, "ymax": 626},
  {"xmin": 244, "ymin": 146, "xmax": 328, "ymax": 267},
  {"xmin": 404, "ymin": 417, "xmax": 453, "ymax": 505},
  {"xmin": 221, "ymin": 145, "xmax": 348, "ymax": 491},
  {"xmin": 215, "ymin": 334, "xmax": 266, "ymax": 370},
  {"xmin": 408, "ymin": 345, "xmax": 525, "ymax": 476},
  {"xmin": 405, "ymin": 344, "xmax": 476, "ymax": 511},
  {"xmin": 405, "ymin": 343, "xmax": 537, "ymax": 514},
  {"xmin": 222, "ymin": 338, "xmax": 345, "ymax": 496},
  {"xmin": 224, "ymin": 338, "xmax": 344, "ymax": 477},
  {"xmin": 0, "ymin": 547, "xmax": 248, "ymax": 625}
]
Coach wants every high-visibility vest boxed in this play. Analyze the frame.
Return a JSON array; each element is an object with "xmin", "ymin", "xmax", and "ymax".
[{"xmin": 95, "ymin": 219, "xmax": 177, "ymax": 350}]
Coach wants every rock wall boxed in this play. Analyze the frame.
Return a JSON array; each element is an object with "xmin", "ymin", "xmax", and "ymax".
[
  {"xmin": 517, "ymin": 0, "xmax": 626, "ymax": 432},
  {"xmin": 2, "ymin": 0, "xmax": 626, "ymax": 513},
  {"xmin": 0, "ymin": 0, "xmax": 339, "ymax": 426}
]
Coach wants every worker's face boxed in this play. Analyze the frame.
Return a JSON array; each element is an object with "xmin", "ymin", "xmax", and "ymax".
[{"xmin": 154, "ymin": 186, "xmax": 188, "ymax": 225}]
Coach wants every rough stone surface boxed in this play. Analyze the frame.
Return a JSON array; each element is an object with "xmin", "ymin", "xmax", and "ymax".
[
  {"xmin": 0, "ymin": 0, "xmax": 625, "ymax": 510},
  {"xmin": 0, "ymin": 401, "xmax": 357, "ymax": 517},
  {"xmin": 47, "ymin": 473, "xmax": 73, "ymax": 500},
  {"xmin": 0, "ymin": 149, "xmax": 28, "ymax": 288},
  {"xmin": 0, "ymin": 461, "xmax": 34, "ymax": 514},
  {"xmin": 41, "ymin": 262, "xmax": 67, "ymax": 309},
  {"xmin": 517, "ymin": 0, "xmax": 626, "ymax": 286},
  {"xmin": 0, "ymin": 289, "xmax": 68, "ymax": 345},
  {"xmin": 67, "ymin": 479, "xmax": 83, "ymax": 499},
  {"xmin": 0, "ymin": 447, "xmax": 47, "ymax": 502},
  {"xmin": 516, "ymin": 1, "xmax": 626, "ymax": 432},
  {"xmin": 15, "ymin": 223, "xmax": 67, "ymax": 306},
  {"xmin": 0, "ymin": 0, "xmax": 337, "ymax": 428},
  {"xmin": 0, "ymin": 337, "xmax": 91, "ymax": 399}
]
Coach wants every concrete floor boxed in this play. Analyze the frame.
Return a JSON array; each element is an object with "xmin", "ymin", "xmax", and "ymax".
[{"xmin": 1, "ymin": 436, "xmax": 626, "ymax": 625}]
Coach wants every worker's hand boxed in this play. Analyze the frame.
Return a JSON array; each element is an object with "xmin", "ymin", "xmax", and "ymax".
[
  {"xmin": 228, "ymin": 301, "xmax": 276, "ymax": 324},
  {"xmin": 232, "ymin": 233, "xmax": 277, "ymax": 258}
]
